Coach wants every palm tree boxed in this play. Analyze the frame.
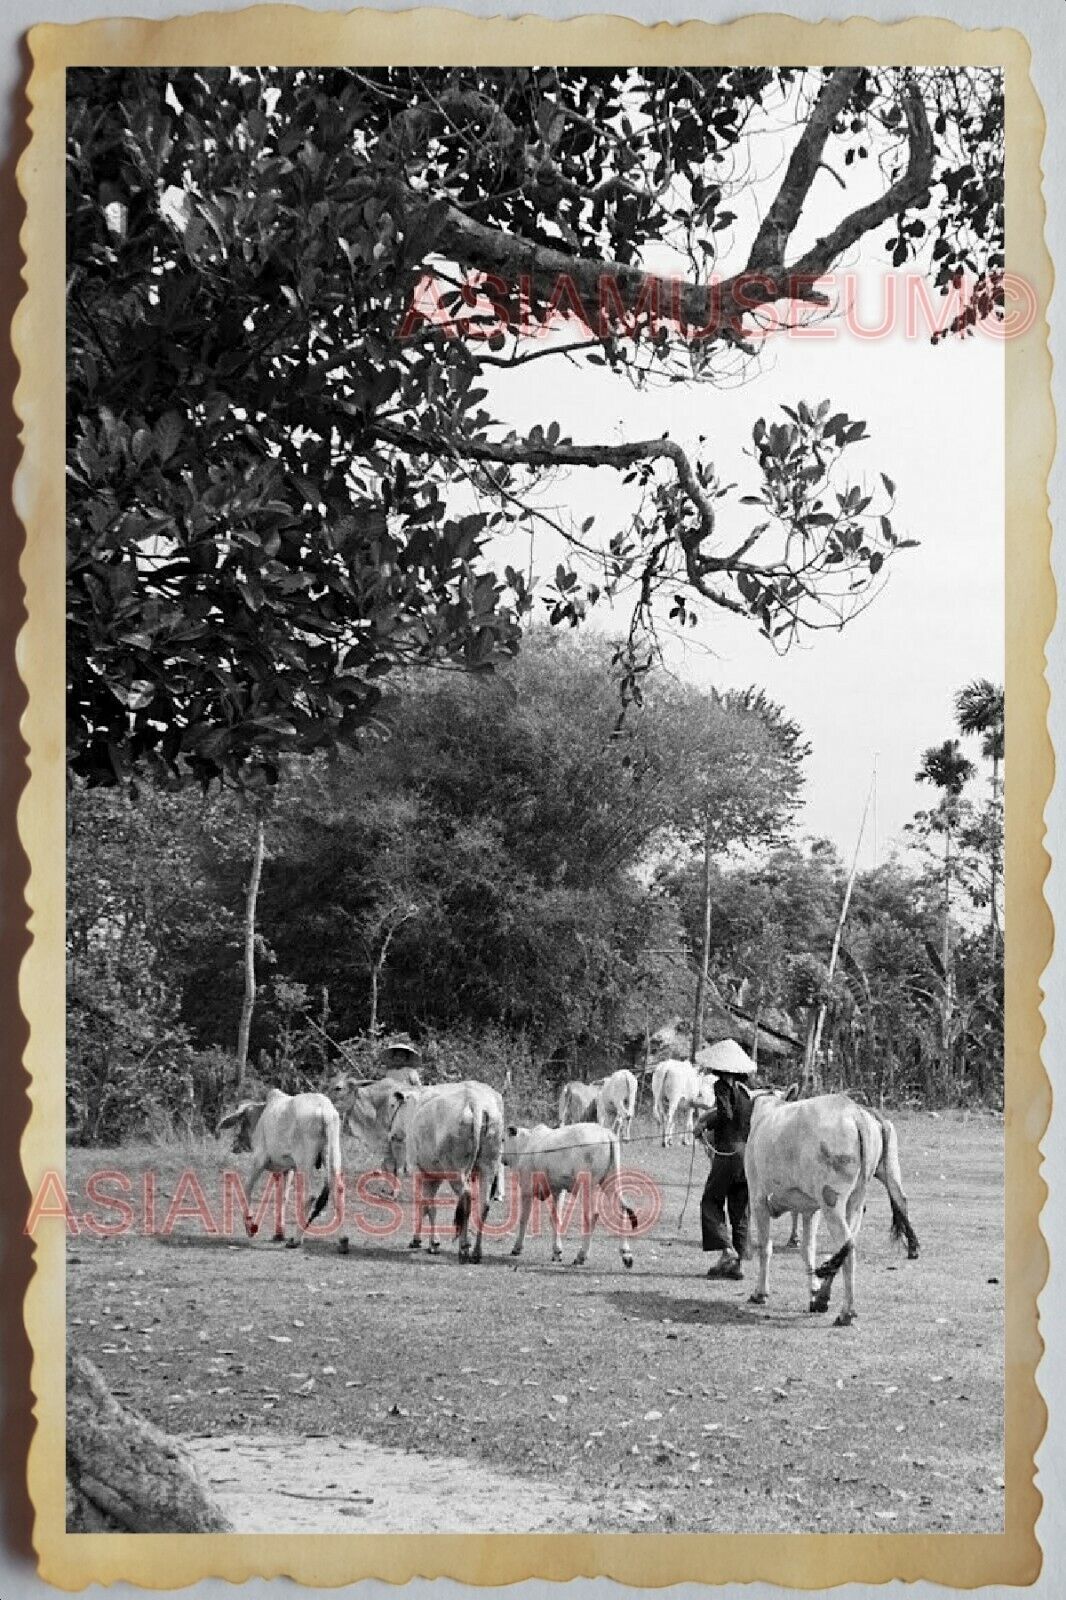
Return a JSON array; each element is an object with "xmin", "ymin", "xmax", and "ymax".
[
  {"xmin": 916, "ymin": 739, "xmax": 976, "ymax": 1075},
  {"xmin": 955, "ymin": 679, "xmax": 1004, "ymax": 953}
]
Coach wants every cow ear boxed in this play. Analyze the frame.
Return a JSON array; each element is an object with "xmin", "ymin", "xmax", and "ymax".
[
  {"xmin": 219, "ymin": 1100, "xmax": 264, "ymax": 1136},
  {"xmin": 784, "ymin": 1081, "xmax": 801, "ymax": 1102},
  {"xmin": 219, "ymin": 1100, "xmax": 254, "ymax": 1130}
]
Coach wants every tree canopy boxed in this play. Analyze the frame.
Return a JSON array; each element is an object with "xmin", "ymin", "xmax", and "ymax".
[{"xmin": 67, "ymin": 65, "xmax": 1003, "ymax": 786}]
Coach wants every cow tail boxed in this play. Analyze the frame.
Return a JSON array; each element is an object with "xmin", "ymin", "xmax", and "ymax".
[
  {"xmin": 872, "ymin": 1112, "xmax": 920, "ymax": 1259},
  {"xmin": 815, "ymin": 1117, "xmax": 865, "ymax": 1283},
  {"xmin": 814, "ymin": 1237, "xmax": 853, "ymax": 1281},
  {"xmin": 307, "ymin": 1110, "xmax": 339, "ymax": 1225},
  {"xmin": 453, "ymin": 1108, "xmax": 490, "ymax": 1236}
]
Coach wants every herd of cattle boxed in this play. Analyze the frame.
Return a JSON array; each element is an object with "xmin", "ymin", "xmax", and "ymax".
[{"xmin": 217, "ymin": 1048, "xmax": 921, "ymax": 1326}]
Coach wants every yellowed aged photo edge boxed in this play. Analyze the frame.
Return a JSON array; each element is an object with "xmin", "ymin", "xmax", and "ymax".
[{"xmin": 14, "ymin": 9, "xmax": 1053, "ymax": 1588}]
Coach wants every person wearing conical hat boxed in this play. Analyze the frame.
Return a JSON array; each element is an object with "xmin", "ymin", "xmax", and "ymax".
[{"xmin": 692, "ymin": 1043, "xmax": 758, "ymax": 1281}]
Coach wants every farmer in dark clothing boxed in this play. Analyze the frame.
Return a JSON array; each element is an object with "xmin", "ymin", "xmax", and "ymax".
[{"xmin": 692, "ymin": 1044, "xmax": 759, "ymax": 1280}]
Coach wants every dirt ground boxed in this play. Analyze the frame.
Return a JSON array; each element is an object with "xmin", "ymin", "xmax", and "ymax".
[{"xmin": 66, "ymin": 1108, "xmax": 1004, "ymax": 1534}]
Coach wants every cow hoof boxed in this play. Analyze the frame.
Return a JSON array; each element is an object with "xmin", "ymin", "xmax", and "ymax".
[
  {"xmin": 572, "ymin": 1255, "xmax": 587, "ymax": 1267},
  {"xmin": 285, "ymin": 1236, "xmax": 300, "ymax": 1250},
  {"xmin": 810, "ymin": 1295, "xmax": 831, "ymax": 1315},
  {"xmin": 337, "ymin": 1237, "xmax": 350, "ymax": 1255},
  {"xmin": 458, "ymin": 1246, "xmax": 470, "ymax": 1262},
  {"xmin": 834, "ymin": 1310, "xmax": 857, "ymax": 1327},
  {"xmin": 747, "ymin": 1291, "xmax": 768, "ymax": 1305},
  {"xmin": 551, "ymin": 1249, "xmax": 563, "ymax": 1263},
  {"xmin": 408, "ymin": 1238, "xmax": 422, "ymax": 1250},
  {"xmin": 621, "ymin": 1253, "xmax": 633, "ymax": 1271},
  {"xmin": 510, "ymin": 1244, "xmax": 522, "ymax": 1258},
  {"xmin": 273, "ymin": 1231, "xmax": 287, "ymax": 1244},
  {"xmin": 246, "ymin": 1224, "xmax": 258, "ymax": 1238},
  {"xmin": 471, "ymin": 1248, "xmax": 483, "ymax": 1264},
  {"xmin": 428, "ymin": 1241, "xmax": 440, "ymax": 1255},
  {"xmin": 907, "ymin": 1244, "xmax": 920, "ymax": 1260}
]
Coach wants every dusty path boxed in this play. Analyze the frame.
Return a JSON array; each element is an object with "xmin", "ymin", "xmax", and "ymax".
[
  {"xmin": 185, "ymin": 1434, "xmax": 597, "ymax": 1533},
  {"xmin": 67, "ymin": 1110, "xmax": 1004, "ymax": 1533}
]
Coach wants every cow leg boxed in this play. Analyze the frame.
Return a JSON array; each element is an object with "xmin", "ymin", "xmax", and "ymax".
[
  {"xmin": 683, "ymin": 1107, "xmax": 694, "ymax": 1146},
  {"xmin": 573, "ymin": 1183, "xmax": 598, "ymax": 1266},
  {"xmin": 456, "ymin": 1179, "xmax": 473, "ymax": 1260},
  {"xmin": 280, "ymin": 1171, "xmax": 299, "ymax": 1245},
  {"xmin": 470, "ymin": 1173, "xmax": 490, "ymax": 1264},
  {"xmin": 785, "ymin": 1211, "xmax": 801, "ymax": 1249},
  {"xmin": 811, "ymin": 1200, "xmax": 852, "ymax": 1315},
  {"xmin": 511, "ymin": 1186, "xmax": 534, "ymax": 1258},
  {"xmin": 834, "ymin": 1191, "xmax": 865, "ymax": 1326},
  {"xmin": 835, "ymin": 1240, "xmax": 858, "ymax": 1326},
  {"xmin": 747, "ymin": 1196, "xmax": 773, "ymax": 1304},
  {"xmin": 550, "ymin": 1191, "xmax": 565, "ymax": 1262},
  {"xmin": 803, "ymin": 1211, "xmax": 824, "ymax": 1311},
  {"xmin": 242, "ymin": 1158, "xmax": 268, "ymax": 1238},
  {"xmin": 420, "ymin": 1178, "xmax": 442, "ymax": 1253}
]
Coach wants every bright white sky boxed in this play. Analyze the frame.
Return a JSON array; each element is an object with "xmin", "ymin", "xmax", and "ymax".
[
  {"xmin": 463, "ymin": 96, "xmax": 1005, "ymax": 863},
  {"xmin": 485, "ymin": 299, "xmax": 1003, "ymax": 862}
]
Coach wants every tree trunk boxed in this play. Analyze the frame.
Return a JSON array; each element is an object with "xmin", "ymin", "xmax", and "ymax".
[
  {"xmin": 690, "ymin": 814, "xmax": 713, "ymax": 1064},
  {"xmin": 801, "ymin": 1008, "xmax": 819, "ymax": 1093},
  {"xmin": 67, "ymin": 1354, "xmax": 230, "ymax": 1532},
  {"xmin": 235, "ymin": 809, "xmax": 265, "ymax": 1094},
  {"xmin": 368, "ymin": 959, "xmax": 381, "ymax": 1041},
  {"xmin": 941, "ymin": 818, "xmax": 954, "ymax": 1086}
]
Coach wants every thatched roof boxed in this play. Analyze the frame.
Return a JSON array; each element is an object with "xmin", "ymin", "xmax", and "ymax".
[{"xmin": 633, "ymin": 987, "xmax": 802, "ymax": 1069}]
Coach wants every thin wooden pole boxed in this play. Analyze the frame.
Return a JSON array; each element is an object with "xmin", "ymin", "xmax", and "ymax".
[
  {"xmin": 806, "ymin": 769, "xmax": 876, "ymax": 1078},
  {"xmin": 690, "ymin": 811, "xmax": 713, "ymax": 1064}
]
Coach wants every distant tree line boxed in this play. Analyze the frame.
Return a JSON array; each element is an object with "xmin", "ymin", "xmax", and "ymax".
[{"xmin": 66, "ymin": 636, "xmax": 1002, "ymax": 1143}]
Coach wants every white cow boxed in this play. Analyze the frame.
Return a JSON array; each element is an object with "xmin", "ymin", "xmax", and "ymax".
[
  {"xmin": 649, "ymin": 1061, "xmax": 670, "ymax": 1137},
  {"xmin": 350, "ymin": 1079, "xmax": 504, "ymax": 1263},
  {"xmin": 218, "ymin": 1088, "xmax": 345, "ymax": 1248},
  {"xmin": 711, "ymin": 1082, "xmax": 920, "ymax": 1326},
  {"xmin": 596, "ymin": 1068, "xmax": 638, "ymax": 1141},
  {"xmin": 656, "ymin": 1059, "xmax": 715, "ymax": 1147},
  {"xmin": 558, "ymin": 1079, "xmax": 602, "ymax": 1126},
  {"xmin": 329, "ymin": 1065, "xmax": 422, "ymax": 1129},
  {"xmin": 502, "ymin": 1122, "xmax": 638, "ymax": 1268}
]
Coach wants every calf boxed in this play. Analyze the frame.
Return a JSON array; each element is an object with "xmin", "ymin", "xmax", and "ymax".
[
  {"xmin": 502, "ymin": 1122, "xmax": 638, "ymax": 1268},
  {"xmin": 350, "ymin": 1079, "xmax": 504, "ymax": 1263},
  {"xmin": 596, "ymin": 1068, "xmax": 638, "ymax": 1141},
  {"xmin": 711, "ymin": 1082, "xmax": 920, "ymax": 1326},
  {"xmin": 558, "ymin": 1080, "xmax": 601, "ymax": 1126},
  {"xmin": 218, "ymin": 1088, "xmax": 345, "ymax": 1249}
]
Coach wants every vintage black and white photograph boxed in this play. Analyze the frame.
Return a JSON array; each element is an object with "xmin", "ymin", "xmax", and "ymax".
[{"xmin": 57, "ymin": 55, "xmax": 1012, "ymax": 1541}]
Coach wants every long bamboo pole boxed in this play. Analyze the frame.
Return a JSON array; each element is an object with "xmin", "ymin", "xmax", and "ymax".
[{"xmin": 805, "ymin": 768, "xmax": 876, "ymax": 1082}]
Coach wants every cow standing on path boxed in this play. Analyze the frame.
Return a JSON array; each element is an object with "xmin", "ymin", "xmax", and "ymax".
[
  {"xmin": 656, "ymin": 1060, "xmax": 714, "ymax": 1147},
  {"xmin": 218, "ymin": 1088, "xmax": 346, "ymax": 1249},
  {"xmin": 558, "ymin": 1080, "xmax": 602, "ymax": 1126},
  {"xmin": 596, "ymin": 1069, "xmax": 638, "ymax": 1141},
  {"xmin": 502, "ymin": 1122, "xmax": 638, "ymax": 1268},
  {"xmin": 348, "ymin": 1079, "xmax": 504, "ymax": 1263},
  {"xmin": 711, "ymin": 1082, "xmax": 920, "ymax": 1326}
]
